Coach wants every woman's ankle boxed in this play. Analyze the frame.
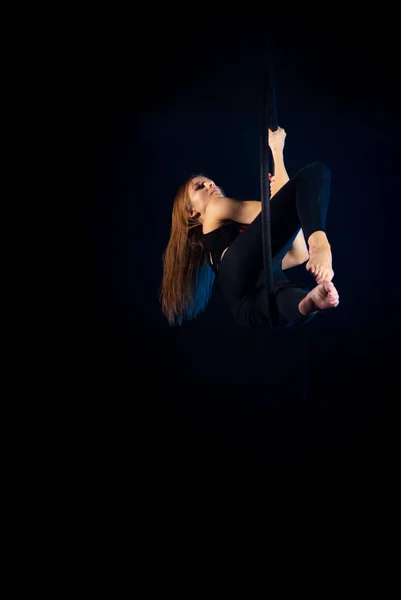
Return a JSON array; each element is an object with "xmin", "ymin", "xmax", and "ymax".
[
  {"xmin": 308, "ymin": 230, "xmax": 329, "ymax": 249},
  {"xmin": 298, "ymin": 293, "xmax": 318, "ymax": 316}
]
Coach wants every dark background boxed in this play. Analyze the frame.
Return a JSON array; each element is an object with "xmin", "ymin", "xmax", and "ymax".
[{"xmin": 70, "ymin": 13, "xmax": 400, "ymax": 496}]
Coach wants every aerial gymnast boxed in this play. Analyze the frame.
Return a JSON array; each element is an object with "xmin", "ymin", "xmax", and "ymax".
[{"xmin": 159, "ymin": 124, "xmax": 339, "ymax": 330}]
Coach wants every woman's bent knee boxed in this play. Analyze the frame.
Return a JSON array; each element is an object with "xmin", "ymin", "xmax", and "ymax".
[{"xmin": 309, "ymin": 161, "xmax": 331, "ymax": 178}]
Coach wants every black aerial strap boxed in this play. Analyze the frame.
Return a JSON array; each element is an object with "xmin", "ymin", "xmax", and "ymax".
[
  {"xmin": 260, "ymin": 46, "xmax": 278, "ymax": 325},
  {"xmin": 260, "ymin": 44, "xmax": 310, "ymax": 404}
]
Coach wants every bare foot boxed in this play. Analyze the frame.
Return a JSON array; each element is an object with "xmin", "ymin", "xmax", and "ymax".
[
  {"xmin": 298, "ymin": 281, "xmax": 340, "ymax": 316},
  {"xmin": 306, "ymin": 240, "xmax": 334, "ymax": 284}
]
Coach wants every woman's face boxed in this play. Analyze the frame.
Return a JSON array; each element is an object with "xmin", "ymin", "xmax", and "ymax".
[{"xmin": 188, "ymin": 176, "xmax": 224, "ymax": 219}]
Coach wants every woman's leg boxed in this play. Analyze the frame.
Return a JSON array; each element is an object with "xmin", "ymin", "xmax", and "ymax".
[
  {"xmin": 217, "ymin": 161, "xmax": 332, "ymax": 329},
  {"xmin": 218, "ymin": 161, "xmax": 331, "ymax": 295},
  {"xmin": 244, "ymin": 270, "xmax": 316, "ymax": 329},
  {"xmin": 268, "ymin": 160, "xmax": 331, "ymax": 263}
]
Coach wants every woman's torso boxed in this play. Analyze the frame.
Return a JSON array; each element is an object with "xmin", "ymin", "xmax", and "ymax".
[{"xmin": 201, "ymin": 213, "xmax": 249, "ymax": 272}]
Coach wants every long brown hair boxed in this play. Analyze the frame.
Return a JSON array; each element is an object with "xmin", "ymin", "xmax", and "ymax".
[{"xmin": 159, "ymin": 174, "xmax": 216, "ymax": 326}]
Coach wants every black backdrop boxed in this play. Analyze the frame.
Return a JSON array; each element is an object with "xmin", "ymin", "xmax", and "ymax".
[{"xmin": 69, "ymin": 13, "xmax": 400, "ymax": 503}]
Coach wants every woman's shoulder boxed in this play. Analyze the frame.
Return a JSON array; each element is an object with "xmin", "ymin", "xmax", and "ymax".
[
  {"xmin": 202, "ymin": 214, "xmax": 232, "ymax": 235},
  {"xmin": 205, "ymin": 195, "xmax": 261, "ymax": 229}
]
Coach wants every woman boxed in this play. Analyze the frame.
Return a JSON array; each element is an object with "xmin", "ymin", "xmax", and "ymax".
[{"xmin": 159, "ymin": 127, "xmax": 339, "ymax": 329}]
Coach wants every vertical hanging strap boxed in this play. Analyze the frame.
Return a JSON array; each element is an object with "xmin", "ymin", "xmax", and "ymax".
[
  {"xmin": 260, "ymin": 42, "xmax": 310, "ymax": 404},
  {"xmin": 260, "ymin": 45, "xmax": 278, "ymax": 325}
]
